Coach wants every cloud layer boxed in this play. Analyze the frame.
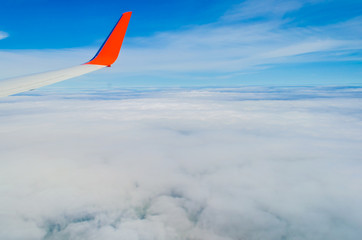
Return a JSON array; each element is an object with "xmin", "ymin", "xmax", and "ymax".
[{"xmin": 1, "ymin": 87, "xmax": 362, "ymax": 240}]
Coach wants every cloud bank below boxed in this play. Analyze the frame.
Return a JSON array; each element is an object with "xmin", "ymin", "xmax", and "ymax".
[{"xmin": 0, "ymin": 87, "xmax": 362, "ymax": 240}]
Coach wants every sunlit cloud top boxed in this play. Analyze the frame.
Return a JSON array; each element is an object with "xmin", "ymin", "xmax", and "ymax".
[{"xmin": 1, "ymin": 87, "xmax": 362, "ymax": 239}]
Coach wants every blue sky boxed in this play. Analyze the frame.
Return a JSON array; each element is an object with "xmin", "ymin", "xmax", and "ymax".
[
  {"xmin": 0, "ymin": 0, "xmax": 233, "ymax": 49},
  {"xmin": 0, "ymin": 0, "xmax": 361, "ymax": 87}
]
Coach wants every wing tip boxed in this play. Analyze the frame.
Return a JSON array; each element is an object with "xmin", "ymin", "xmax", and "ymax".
[{"xmin": 85, "ymin": 11, "xmax": 132, "ymax": 66}]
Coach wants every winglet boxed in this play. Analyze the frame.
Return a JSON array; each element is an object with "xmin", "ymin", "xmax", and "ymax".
[{"xmin": 85, "ymin": 12, "xmax": 132, "ymax": 67}]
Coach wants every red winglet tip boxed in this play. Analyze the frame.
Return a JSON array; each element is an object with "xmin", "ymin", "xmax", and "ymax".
[{"xmin": 86, "ymin": 12, "xmax": 132, "ymax": 66}]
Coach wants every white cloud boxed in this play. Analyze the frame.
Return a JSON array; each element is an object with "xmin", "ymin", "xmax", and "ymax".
[
  {"xmin": 259, "ymin": 39, "xmax": 350, "ymax": 58},
  {"xmin": 0, "ymin": 87, "xmax": 362, "ymax": 239},
  {"xmin": 221, "ymin": 0, "xmax": 308, "ymax": 21},
  {"xmin": 0, "ymin": 31, "xmax": 9, "ymax": 40}
]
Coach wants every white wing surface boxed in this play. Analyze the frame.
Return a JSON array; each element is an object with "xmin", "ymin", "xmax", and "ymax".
[
  {"xmin": 0, "ymin": 12, "xmax": 132, "ymax": 98},
  {"xmin": 0, "ymin": 65, "xmax": 105, "ymax": 97}
]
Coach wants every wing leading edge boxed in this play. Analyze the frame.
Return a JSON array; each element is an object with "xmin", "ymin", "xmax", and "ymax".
[{"xmin": 0, "ymin": 12, "xmax": 132, "ymax": 98}]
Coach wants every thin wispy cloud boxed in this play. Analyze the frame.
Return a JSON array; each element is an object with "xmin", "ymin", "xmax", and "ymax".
[
  {"xmin": 220, "ymin": 0, "xmax": 311, "ymax": 21},
  {"xmin": 0, "ymin": 31, "xmax": 9, "ymax": 40},
  {"xmin": 115, "ymin": 1, "xmax": 361, "ymax": 75}
]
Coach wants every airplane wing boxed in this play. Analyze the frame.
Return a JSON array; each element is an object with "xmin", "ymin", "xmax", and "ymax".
[{"xmin": 0, "ymin": 11, "xmax": 132, "ymax": 98}]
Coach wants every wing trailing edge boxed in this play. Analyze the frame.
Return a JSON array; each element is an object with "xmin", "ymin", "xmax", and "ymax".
[{"xmin": 0, "ymin": 12, "xmax": 132, "ymax": 98}]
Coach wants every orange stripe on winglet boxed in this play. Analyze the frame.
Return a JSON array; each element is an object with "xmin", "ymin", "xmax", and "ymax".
[{"xmin": 86, "ymin": 12, "xmax": 132, "ymax": 66}]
